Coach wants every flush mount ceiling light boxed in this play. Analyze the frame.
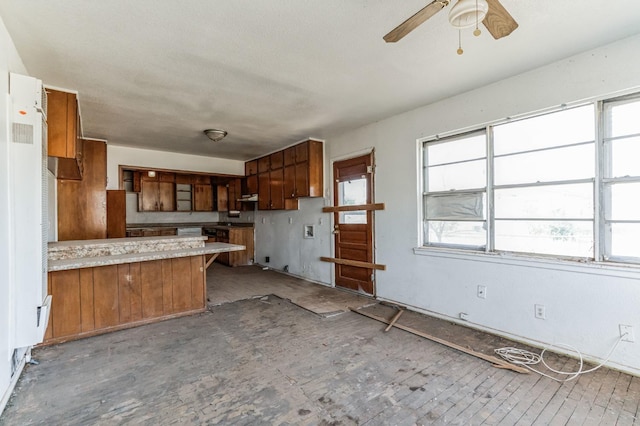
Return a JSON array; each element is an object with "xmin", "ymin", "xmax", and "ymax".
[{"xmin": 203, "ymin": 129, "xmax": 228, "ymax": 142}]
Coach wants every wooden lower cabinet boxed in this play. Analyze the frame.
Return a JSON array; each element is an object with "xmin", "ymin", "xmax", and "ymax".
[
  {"xmin": 44, "ymin": 256, "xmax": 206, "ymax": 344},
  {"xmin": 215, "ymin": 227, "xmax": 254, "ymax": 267}
]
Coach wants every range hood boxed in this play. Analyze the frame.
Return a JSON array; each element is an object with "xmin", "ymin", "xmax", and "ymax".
[{"xmin": 238, "ymin": 194, "xmax": 258, "ymax": 202}]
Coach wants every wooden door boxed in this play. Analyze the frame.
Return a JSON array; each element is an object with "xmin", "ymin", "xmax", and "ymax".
[{"xmin": 333, "ymin": 154, "xmax": 374, "ymax": 295}]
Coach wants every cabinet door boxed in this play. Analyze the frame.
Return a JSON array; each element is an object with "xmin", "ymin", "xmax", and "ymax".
[
  {"xmin": 245, "ymin": 160, "xmax": 258, "ymax": 176},
  {"xmin": 284, "ymin": 164, "xmax": 296, "ymax": 199},
  {"xmin": 270, "ymin": 151, "xmax": 284, "ymax": 170},
  {"xmin": 295, "ymin": 162, "xmax": 310, "ymax": 197},
  {"xmin": 258, "ymin": 171, "xmax": 271, "ymax": 210},
  {"xmin": 140, "ymin": 180, "xmax": 159, "ymax": 211},
  {"xmin": 283, "ymin": 146, "xmax": 296, "ymax": 167},
  {"xmin": 245, "ymin": 174, "xmax": 258, "ymax": 195},
  {"xmin": 194, "ymin": 184, "xmax": 213, "ymax": 211},
  {"xmin": 258, "ymin": 156, "xmax": 270, "ymax": 173},
  {"xmin": 295, "ymin": 141, "xmax": 309, "ymax": 163},
  {"xmin": 157, "ymin": 181, "xmax": 175, "ymax": 211},
  {"xmin": 270, "ymin": 168, "xmax": 285, "ymax": 210},
  {"xmin": 47, "ymin": 89, "xmax": 77, "ymax": 159},
  {"xmin": 216, "ymin": 184, "xmax": 229, "ymax": 212},
  {"xmin": 228, "ymin": 179, "xmax": 242, "ymax": 211}
]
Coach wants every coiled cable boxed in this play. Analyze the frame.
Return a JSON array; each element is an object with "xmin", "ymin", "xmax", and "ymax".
[{"xmin": 494, "ymin": 333, "xmax": 627, "ymax": 382}]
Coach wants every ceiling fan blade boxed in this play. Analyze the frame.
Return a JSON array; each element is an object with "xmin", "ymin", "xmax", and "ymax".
[
  {"xmin": 483, "ymin": 0, "xmax": 518, "ymax": 39},
  {"xmin": 383, "ymin": 1, "xmax": 447, "ymax": 43}
]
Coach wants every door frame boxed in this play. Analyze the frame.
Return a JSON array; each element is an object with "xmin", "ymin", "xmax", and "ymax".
[{"xmin": 329, "ymin": 148, "xmax": 376, "ymax": 295}]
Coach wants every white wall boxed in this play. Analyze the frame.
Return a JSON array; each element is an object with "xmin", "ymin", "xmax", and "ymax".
[
  {"xmin": 0, "ymin": 14, "xmax": 28, "ymax": 413},
  {"xmin": 260, "ymin": 34, "xmax": 640, "ymax": 375},
  {"xmin": 106, "ymin": 144, "xmax": 245, "ymax": 190}
]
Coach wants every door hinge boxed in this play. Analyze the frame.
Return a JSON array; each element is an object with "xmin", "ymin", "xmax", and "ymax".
[
  {"xmin": 371, "ymin": 273, "xmax": 375, "ymax": 282},
  {"xmin": 367, "ymin": 165, "xmax": 374, "ymax": 174}
]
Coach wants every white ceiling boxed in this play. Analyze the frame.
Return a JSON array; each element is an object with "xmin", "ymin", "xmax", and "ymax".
[{"xmin": 2, "ymin": 1, "xmax": 640, "ymax": 160}]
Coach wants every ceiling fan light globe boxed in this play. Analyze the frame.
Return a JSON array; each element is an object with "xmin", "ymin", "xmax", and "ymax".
[{"xmin": 448, "ymin": 0, "xmax": 489, "ymax": 29}]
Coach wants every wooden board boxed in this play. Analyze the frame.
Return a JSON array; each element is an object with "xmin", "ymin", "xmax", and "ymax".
[
  {"xmin": 322, "ymin": 203, "xmax": 385, "ymax": 213},
  {"xmin": 320, "ymin": 256, "xmax": 386, "ymax": 271},
  {"xmin": 349, "ymin": 307, "xmax": 529, "ymax": 374}
]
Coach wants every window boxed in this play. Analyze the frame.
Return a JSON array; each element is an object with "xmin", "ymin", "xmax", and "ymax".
[{"xmin": 422, "ymin": 93, "xmax": 640, "ymax": 264}]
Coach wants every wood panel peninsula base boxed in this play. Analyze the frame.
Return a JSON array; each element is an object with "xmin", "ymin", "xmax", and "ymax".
[{"xmin": 45, "ymin": 235, "xmax": 244, "ymax": 345}]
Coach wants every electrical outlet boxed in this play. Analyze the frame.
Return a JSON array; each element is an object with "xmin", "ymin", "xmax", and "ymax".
[
  {"xmin": 477, "ymin": 285, "xmax": 487, "ymax": 299},
  {"xmin": 535, "ymin": 304, "xmax": 546, "ymax": 320},
  {"xmin": 288, "ymin": 217, "xmax": 293, "ymax": 224},
  {"xmin": 620, "ymin": 324, "xmax": 634, "ymax": 342}
]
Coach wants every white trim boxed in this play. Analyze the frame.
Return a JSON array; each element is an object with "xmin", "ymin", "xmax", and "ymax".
[{"xmin": 413, "ymin": 246, "xmax": 640, "ymax": 279}]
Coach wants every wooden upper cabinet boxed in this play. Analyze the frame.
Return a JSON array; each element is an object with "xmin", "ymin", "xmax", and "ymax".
[
  {"xmin": 283, "ymin": 147, "xmax": 296, "ymax": 167},
  {"xmin": 252, "ymin": 140, "xmax": 324, "ymax": 210},
  {"xmin": 47, "ymin": 89, "xmax": 78, "ymax": 159},
  {"xmin": 228, "ymin": 178, "xmax": 242, "ymax": 211},
  {"xmin": 193, "ymin": 184, "xmax": 213, "ymax": 211},
  {"xmin": 258, "ymin": 156, "xmax": 270, "ymax": 173},
  {"xmin": 245, "ymin": 160, "xmax": 258, "ymax": 176},
  {"xmin": 270, "ymin": 151, "xmax": 284, "ymax": 170},
  {"xmin": 139, "ymin": 179, "xmax": 175, "ymax": 211}
]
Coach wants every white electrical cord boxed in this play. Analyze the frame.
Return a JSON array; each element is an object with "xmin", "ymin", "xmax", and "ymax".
[{"xmin": 495, "ymin": 332, "xmax": 627, "ymax": 383}]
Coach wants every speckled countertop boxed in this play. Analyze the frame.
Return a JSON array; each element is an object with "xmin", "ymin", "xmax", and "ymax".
[
  {"xmin": 49, "ymin": 243, "xmax": 245, "ymax": 272},
  {"xmin": 48, "ymin": 236, "xmax": 245, "ymax": 272},
  {"xmin": 126, "ymin": 222, "xmax": 254, "ymax": 229}
]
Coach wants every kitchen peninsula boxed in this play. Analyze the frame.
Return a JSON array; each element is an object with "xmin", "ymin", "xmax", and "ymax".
[{"xmin": 45, "ymin": 235, "xmax": 244, "ymax": 344}]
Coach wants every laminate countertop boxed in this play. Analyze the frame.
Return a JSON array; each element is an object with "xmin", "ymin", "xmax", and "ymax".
[{"xmin": 48, "ymin": 236, "xmax": 245, "ymax": 272}]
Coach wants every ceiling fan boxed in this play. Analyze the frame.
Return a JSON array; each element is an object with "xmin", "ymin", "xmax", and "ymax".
[{"xmin": 383, "ymin": 0, "xmax": 518, "ymax": 43}]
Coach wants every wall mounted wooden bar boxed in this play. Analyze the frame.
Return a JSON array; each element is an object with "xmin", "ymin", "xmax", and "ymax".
[
  {"xmin": 322, "ymin": 203, "xmax": 385, "ymax": 213},
  {"xmin": 320, "ymin": 256, "xmax": 386, "ymax": 271}
]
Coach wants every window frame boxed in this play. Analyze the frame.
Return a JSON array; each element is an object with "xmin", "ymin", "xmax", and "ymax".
[{"xmin": 420, "ymin": 92, "xmax": 640, "ymax": 265}]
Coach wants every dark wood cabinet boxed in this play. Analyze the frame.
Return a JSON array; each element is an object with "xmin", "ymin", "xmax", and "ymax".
[
  {"xmin": 228, "ymin": 178, "xmax": 242, "ymax": 211},
  {"xmin": 139, "ymin": 172, "xmax": 175, "ymax": 211},
  {"xmin": 48, "ymin": 89, "xmax": 83, "ymax": 179},
  {"xmin": 57, "ymin": 140, "xmax": 107, "ymax": 241},
  {"xmin": 254, "ymin": 140, "xmax": 323, "ymax": 210},
  {"xmin": 193, "ymin": 184, "xmax": 213, "ymax": 211},
  {"xmin": 106, "ymin": 190, "xmax": 126, "ymax": 238},
  {"xmin": 245, "ymin": 160, "xmax": 258, "ymax": 195},
  {"xmin": 45, "ymin": 256, "xmax": 206, "ymax": 344},
  {"xmin": 215, "ymin": 227, "xmax": 254, "ymax": 267}
]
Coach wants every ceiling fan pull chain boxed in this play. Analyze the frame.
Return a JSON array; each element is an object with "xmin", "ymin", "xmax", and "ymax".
[
  {"xmin": 474, "ymin": 0, "xmax": 482, "ymax": 36},
  {"xmin": 457, "ymin": 30, "xmax": 464, "ymax": 55}
]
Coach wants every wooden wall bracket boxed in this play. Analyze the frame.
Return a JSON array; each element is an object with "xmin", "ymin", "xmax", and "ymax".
[
  {"xmin": 320, "ymin": 256, "xmax": 386, "ymax": 271},
  {"xmin": 322, "ymin": 203, "xmax": 385, "ymax": 213}
]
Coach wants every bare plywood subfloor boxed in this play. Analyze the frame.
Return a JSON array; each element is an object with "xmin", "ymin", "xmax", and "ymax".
[{"xmin": 207, "ymin": 264, "xmax": 376, "ymax": 316}]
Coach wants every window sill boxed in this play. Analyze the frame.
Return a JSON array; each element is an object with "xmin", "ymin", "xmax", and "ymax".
[{"xmin": 413, "ymin": 246, "xmax": 640, "ymax": 279}]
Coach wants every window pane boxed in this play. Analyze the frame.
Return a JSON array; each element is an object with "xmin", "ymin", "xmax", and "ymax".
[
  {"xmin": 609, "ymin": 182, "xmax": 640, "ymax": 220},
  {"xmin": 610, "ymin": 223, "xmax": 640, "ymax": 259},
  {"xmin": 606, "ymin": 99, "xmax": 640, "ymax": 138},
  {"xmin": 610, "ymin": 136, "xmax": 640, "ymax": 178},
  {"xmin": 428, "ymin": 159, "xmax": 485, "ymax": 192},
  {"xmin": 494, "ymin": 144, "xmax": 594, "ymax": 185},
  {"xmin": 339, "ymin": 210, "xmax": 367, "ymax": 224},
  {"xmin": 338, "ymin": 178, "xmax": 367, "ymax": 206},
  {"xmin": 494, "ymin": 105, "xmax": 595, "ymax": 155},
  {"xmin": 427, "ymin": 133, "xmax": 485, "ymax": 165},
  {"xmin": 495, "ymin": 220, "xmax": 593, "ymax": 257},
  {"xmin": 426, "ymin": 193, "xmax": 485, "ymax": 220},
  {"xmin": 494, "ymin": 184, "xmax": 593, "ymax": 219},
  {"xmin": 425, "ymin": 221, "xmax": 486, "ymax": 247}
]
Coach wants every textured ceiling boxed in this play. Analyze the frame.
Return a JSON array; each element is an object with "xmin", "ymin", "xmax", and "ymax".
[{"xmin": 2, "ymin": 1, "xmax": 640, "ymax": 160}]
